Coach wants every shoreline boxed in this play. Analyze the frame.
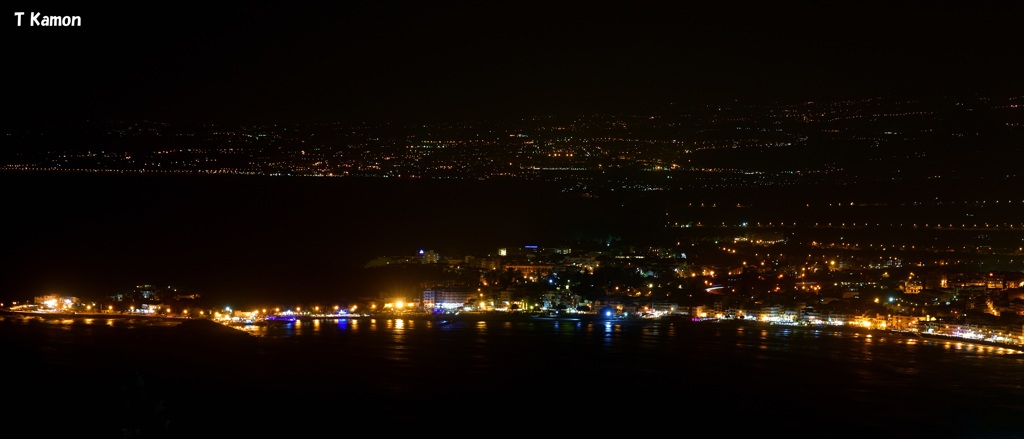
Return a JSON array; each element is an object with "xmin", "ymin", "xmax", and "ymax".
[{"xmin": 5, "ymin": 309, "xmax": 1022, "ymax": 353}]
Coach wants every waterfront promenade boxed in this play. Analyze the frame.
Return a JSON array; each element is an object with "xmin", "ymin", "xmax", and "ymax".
[{"xmin": 5, "ymin": 307, "xmax": 1023, "ymax": 354}]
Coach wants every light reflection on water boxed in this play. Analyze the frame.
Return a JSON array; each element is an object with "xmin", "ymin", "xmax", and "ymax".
[{"xmin": 4, "ymin": 313, "xmax": 1024, "ymax": 435}]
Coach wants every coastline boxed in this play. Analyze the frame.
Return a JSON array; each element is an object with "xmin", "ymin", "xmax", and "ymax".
[
  {"xmin": 5, "ymin": 308, "xmax": 1022, "ymax": 353},
  {"xmin": 907, "ymin": 331, "xmax": 1024, "ymax": 352}
]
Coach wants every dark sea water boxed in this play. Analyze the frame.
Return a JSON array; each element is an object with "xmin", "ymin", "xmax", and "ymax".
[
  {"xmin": 6, "ymin": 171, "xmax": 1024, "ymax": 308},
  {"xmin": 0, "ymin": 172, "xmax": 661, "ymax": 307},
  {"xmin": 4, "ymin": 312, "xmax": 1023, "ymax": 438}
]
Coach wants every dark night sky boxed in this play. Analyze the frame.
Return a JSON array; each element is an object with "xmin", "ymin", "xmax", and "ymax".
[{"xmin": 7, "ymin": 2, "xmax": 1023, "ymax": 125}]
